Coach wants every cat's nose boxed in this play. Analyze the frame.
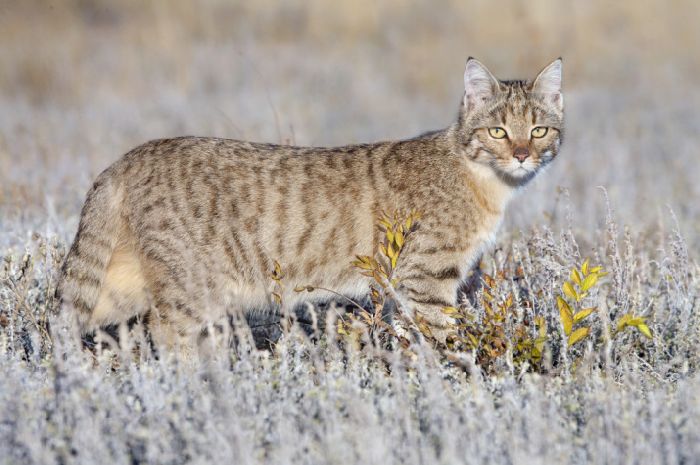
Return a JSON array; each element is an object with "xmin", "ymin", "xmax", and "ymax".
[{"xmin": 513, "ymin": 147, "xmax": 530, "ymax": 163}]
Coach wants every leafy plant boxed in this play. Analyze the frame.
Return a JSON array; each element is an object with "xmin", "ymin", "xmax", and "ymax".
[
  {"xmin": 351, "ymin": 209, "xmax": 421, "ymax": 286},
  {"xmin": 442, "ymin": 270, "xmax": 546, "ymax": 372},
  {"xmin": 557, "ymin": 258, "xmax": 604, "ymax": 347},
  {"xmin": 615, "ymin": 313, "xmax": 653, "ymax": 339},
  {"xmin": 288, "ymin": 210, "xmax": 423, "ymax": 348},
  {"xmin": 557, "ymin": 258, "xmax": 652, "ymax": 350},
  {"xmin": 350, "ymin": 209, "xmax": 423, "ymax": 344}
]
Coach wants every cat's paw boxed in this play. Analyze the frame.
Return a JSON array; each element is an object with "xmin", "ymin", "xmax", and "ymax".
[
  {"xmin": 389, "ymin": 317, "xmax": 415, "ymax": 350},
  {"xmin": 414, "ymin": 307, "xmax": 458, "ymax": 346}
]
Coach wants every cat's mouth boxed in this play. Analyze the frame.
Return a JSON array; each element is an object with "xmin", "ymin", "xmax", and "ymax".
[
  {"xmin": 508, "ymin": 163, "xmax": 537, "ymax": 178},
  {"xmin": 493, "ymin": 161, "xmax": 539, "ymax": 187}
]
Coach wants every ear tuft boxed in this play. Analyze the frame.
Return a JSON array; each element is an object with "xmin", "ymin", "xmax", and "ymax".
[
  {"xmin": 532, "ymin": 58, "xmax": 563, "ymax": 109},
  {"xmin": 463, "ymin": 58, "xmax": 500, "ymax": 112}
]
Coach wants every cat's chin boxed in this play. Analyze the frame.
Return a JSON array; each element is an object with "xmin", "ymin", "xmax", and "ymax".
[{"xmin": 495, "ymin": 165, "xmax": 539, "ymax": 187}]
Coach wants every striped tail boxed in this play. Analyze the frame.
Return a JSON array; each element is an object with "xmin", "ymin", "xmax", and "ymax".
[{"xmin": 57, "ymin": 173, "xmax": 123, "ymax": 332}]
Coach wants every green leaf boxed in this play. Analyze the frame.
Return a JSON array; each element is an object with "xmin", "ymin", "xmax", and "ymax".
[
  {"xmin": 271, "ymin": 260, "xmax": 284, "ymax": 281},
  {"xmin": 580, "ymin": 273, "xmax": 599, "ymax": 292},
  {"xmin": 379, "ymin": 244, "xmax": 388, "ymax": 258},
  {"xmin": 562, "ymin": 282, "xmax": 579, "ymax": 301},
  {"xmin": 386, "ymin": 242, "xmax": 396, "ymax": 259},
  {"xmin": 636, "ymin": 323, "xmax": 653, "ymax": 339},
  {"xmin": 352, "ymin": 257, "xmax": 373, "ymax": 270},
  {"xmin": 568, "ymin": 326, "xmax": 590, "ymax": 346},
  {"xmin": 442, "ymin": 306, "xmax": 460, "ymax": 316},
  {"xmin": 395, "ymin": 228, "xmax": 405, "ymax": 248},
  {"xmin": 573, "ymin": 307, "xmax": 596, "ymax": 323},
  {"xmin": 581, "ymin": 258, "xmax": 590, "ymax": 276},
  {"xmin": 570, "ymin": 268, "xmax": 582, "ymax": 285},
  {"xmin": 556, "ymin": 296, "xmax": 568, "ymax": 312},
  {"xmin": 616, "ymin": 313, "xmax": 633, "ymax": 331},
  {"xmin": 558, "ymin": 296, "xmax": 573, "ymax": 336}
]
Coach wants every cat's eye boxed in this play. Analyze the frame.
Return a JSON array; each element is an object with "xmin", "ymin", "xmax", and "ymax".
[
  {"xmin": 488, "ymin": 127, "xmax": 507, "ymax": 139},
  {"xmin": 531, "ymin": 127, "xmax": 548, "ymax": 138}
]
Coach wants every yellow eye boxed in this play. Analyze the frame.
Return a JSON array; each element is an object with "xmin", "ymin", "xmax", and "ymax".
[
  {"xmin": 531, "ymin": 127, "xmax": 548, "ymax": 138},
  {"xmin": 488, "ymin": 127, "xmax": 507, "ymax": 139}
]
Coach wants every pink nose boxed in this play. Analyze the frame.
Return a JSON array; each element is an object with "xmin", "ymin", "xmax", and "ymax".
[{"xmin": 513, "ymin": 147, "xmax": 530, "ymax": 163}]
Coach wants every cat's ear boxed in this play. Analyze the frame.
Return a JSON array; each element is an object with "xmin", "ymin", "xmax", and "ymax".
[
  {"xmin": 532, "ymin": 58, "xmax": 563, "ymax": 110},
  {"xmin": 463, "ymin": 58, "xmax": 500, "ymax": 112}
]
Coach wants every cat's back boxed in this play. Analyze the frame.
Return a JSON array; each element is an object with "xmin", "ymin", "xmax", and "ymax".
[
  {"xmin": 110, "ymin": 135, "xmax": 400, "ymax": 188},
  {"xmin": 115, "ymin": 136, "xmax": 292, "ymax": 176},
  {"xmin": 104, "ymin": 136, "xmax": 309, "ymax": 209}
]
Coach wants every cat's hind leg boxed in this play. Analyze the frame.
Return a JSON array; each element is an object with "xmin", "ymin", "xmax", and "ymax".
[{"xmin": 139, "ymin": 245, "xmax": 204, "ymax": 359}]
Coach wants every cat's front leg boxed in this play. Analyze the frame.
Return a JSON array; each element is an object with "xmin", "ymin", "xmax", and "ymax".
[{"xmin": 394, "ymin": 260, "xmax": 462, "ymax": 345}]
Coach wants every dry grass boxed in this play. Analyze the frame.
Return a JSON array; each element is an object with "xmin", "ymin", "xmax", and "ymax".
[{"xmin": 1, "ymin": 1, "xmax": 699, "ymax": 464}]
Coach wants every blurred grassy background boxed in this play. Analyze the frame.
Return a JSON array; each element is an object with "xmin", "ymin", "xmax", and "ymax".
[{"xmin": 0, "ymin": 0, "xmax": 698, "ymax": 249}]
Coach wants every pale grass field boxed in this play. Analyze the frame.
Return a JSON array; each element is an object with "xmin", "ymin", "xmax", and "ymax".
[{"xmin": 0, "ymin": 1, "xmax": 699, "ymax": 464}]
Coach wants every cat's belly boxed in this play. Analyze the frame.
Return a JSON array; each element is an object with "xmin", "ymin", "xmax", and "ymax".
[{"xmin": 218, "ymin": 264, "xmax": 371, "ymax": 314}]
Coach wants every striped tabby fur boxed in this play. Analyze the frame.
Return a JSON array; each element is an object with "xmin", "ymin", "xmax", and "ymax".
[{"xmin": 58, "ymin": 58, "xmax": 564, "ymax": 354}]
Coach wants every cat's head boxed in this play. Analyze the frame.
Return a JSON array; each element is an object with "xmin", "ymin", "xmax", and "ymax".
[{"xmin": 455, "ymin": 58, "xmax": 563, "ymax": 187}]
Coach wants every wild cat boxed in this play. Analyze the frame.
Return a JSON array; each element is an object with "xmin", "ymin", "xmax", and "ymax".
[{"xmin": 58, "ymin": 58, "xmax": 563, "ymax": 354}]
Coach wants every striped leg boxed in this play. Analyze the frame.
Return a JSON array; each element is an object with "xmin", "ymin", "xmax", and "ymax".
[
  {"xmin": 396, "ymin": 259, "xmax": 462, "ymax": 344},
  {"xmin": 140, "ymin": 247, "xmax": 203, "ymax": 359}
]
